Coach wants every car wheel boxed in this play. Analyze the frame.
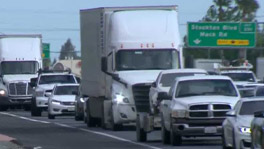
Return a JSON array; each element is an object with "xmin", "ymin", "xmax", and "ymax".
[
  {"xmin": 136, "ymin": 115, "xmax": 147, "ymax": 142},
  {"xmin": 161, "ymin": 115, "xmax": 170, "ymax": 144},
  {"xmin": 170, "ymin": 125, "xmax": 182, "ymax": 146},
  {"xmin": 31, "ymin": 100, "xmax": 41, "ymax": 117},
  {"xmin": 0, "ymin": 106, "xmax": 8, "ymax": 111}
]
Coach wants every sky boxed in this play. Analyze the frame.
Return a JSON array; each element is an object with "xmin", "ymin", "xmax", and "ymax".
[{"xmin": 0, "ymin": 0, "xmax": 263, "ymax": 61}]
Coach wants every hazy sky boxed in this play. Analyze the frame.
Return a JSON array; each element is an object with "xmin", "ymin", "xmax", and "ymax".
[{"xmin": 0, "ymin": 0, "xmax": 263, "ymax": 61}]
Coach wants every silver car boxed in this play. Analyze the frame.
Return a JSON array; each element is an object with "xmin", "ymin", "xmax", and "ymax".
[{"xmin": 222, "ymin": 97, "xmax": 264, "ymax": 149}]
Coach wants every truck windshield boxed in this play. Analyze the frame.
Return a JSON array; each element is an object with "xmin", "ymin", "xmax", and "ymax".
[
  {"xmin": 54, "ymin": 86, "xmax": 79, "ymax": 95},
  {"xmin": 1, "ymin": 61, "xmax": 38, "ymax": 75},
  {"xmin": 39, "ymin": 75, "xmax": 76, "ymax": 85},
  {"xmin": 115, "ymin": 49, "xmax": 179, "ymax": 71},
  {"xmin": 221, "ymin": 73, "xmax": 256, "ymax": 82},
  {"xmin": 176, "ymin": 79, "xmax": 237, "ymax": 97},
  {"xmin": 160, "ymin": 73, "xmax": 206, "ymax": 87}
]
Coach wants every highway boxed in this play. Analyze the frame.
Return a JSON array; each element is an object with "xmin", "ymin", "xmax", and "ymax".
[{"xmin": 0, "ymin": 110, "xmax": 222, "ymax": 149}]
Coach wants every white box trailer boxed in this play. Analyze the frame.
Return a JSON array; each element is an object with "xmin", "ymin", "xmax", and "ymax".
[
  {"xmin": 80, "ymin": 6, "xmax": 182, "ymax": 130},
  {"xmin": 0, "ymin": 34, "xmax": 42, "ymax": 110}
]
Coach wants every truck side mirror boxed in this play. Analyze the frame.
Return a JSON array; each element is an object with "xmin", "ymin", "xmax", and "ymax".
[
  {"xmin": 152, "ymin": 82, "xmax": 157, "ymax": 88},
  {"xmin": 101, "ymin": 57, "xmax": 107, "ymax": 72},
  {"xmin": 72, "ymin": 91, "xmax": 78, "ymax": 95},
  {"xmin": 30, "ymin": 78, "xmax": 38, "ymax": 88},
  {"xmin": 157, "ymin": 92, "xmax": 171, "ymax": 101}
]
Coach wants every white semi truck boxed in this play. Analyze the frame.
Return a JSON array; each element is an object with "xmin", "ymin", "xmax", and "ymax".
[
  {"xmin": 0, "ymin": 34, "xmax": 42, "ymax": 110},
  {"xmin": 80, "ymin": 6, "xmax": 183, "ymax": 130}
]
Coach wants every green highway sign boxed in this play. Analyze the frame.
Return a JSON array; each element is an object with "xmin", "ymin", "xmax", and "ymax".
[
  {"xmin": 187, "ymin": 22, "xmax": 256, "ymax": 48},
  {"xmin": 42, "ymin": 43, "xmax": 50, "ymax": 59}
]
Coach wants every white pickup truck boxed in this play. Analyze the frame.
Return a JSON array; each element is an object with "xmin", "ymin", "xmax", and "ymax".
[{"xmin": 159, "ymin": 75, "xmax": 240, "ymax": 146}]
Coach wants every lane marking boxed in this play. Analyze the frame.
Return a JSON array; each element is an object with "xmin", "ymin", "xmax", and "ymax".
[
  {"xmin": 79, "ymin": 128, "xmax": 161, "ymax": 149},
  {"xmin": 0, "ymin": 112, "xmax": 50, "ymax": 124},
  {"xmin": 0, "ymin": 112, "xmax": 161, "ymax": 149}
]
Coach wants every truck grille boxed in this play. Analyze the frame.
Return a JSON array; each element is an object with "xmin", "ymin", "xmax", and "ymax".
[
  {"xmin": 9, "ymin": 82, "xmax": 32, "ymax": 96},
  {"xmin": 132, "ymin": 84, "xmax": 151, "ymax": 112},
  {"xmin": 189, "ymin": 103, "xmax": 231, "ymax": 119}
]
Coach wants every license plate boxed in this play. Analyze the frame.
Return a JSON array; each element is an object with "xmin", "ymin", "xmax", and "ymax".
[
  {"xmin": 204, "ymin": 127, "xmax": 217, "ymax": 134},
  {"xmin": 68, "ymin": 107, "xmax": 75, "ymax": 111}
]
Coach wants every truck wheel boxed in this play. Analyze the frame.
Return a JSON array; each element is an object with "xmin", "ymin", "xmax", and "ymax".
[
  {"xmin": 161, "ymin": 116, "xmax": 170, "ymax": 144},
  {"xmin": 86, "ymin": 103, "xmax": 96, "ymax": 127},
  {"xmin": 31, "ymin": 100, "xmax": 42, "ymax": 117},
  {"xmin": 170, "ymin": 127, "xmax": 182, "ymax": 146},
  {"xmin": 0, "ymin": 106, "xmax": 8, "ymax": 111},
  {"xmin": 136, "ymin": 115, "xmax": 147, "ymax": 142},
  {"xmin": 48, "ymin": 114, "xmax": 55, "ymax": 119}
]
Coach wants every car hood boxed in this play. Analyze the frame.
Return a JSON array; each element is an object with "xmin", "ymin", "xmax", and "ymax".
[
  {"xmin": 3, "ymin": 74, "xmax": 37, "ymax": 83},
  {"xmin": 118, "ymin": 70, "xmax": 161, "ymax": 85},
  {"xmin": 236, "ymin": 115, "xmax": 254, "ymax": 127},
  {"xmin": 52, "ymin": 95, "xmax": 76, "ymax": 102},
  {"xmin": 172, "ymin": 95, "xmax": 240, "ymax": 108}
]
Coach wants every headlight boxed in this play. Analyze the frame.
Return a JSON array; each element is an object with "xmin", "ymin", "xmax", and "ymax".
[
  {"xmin": 80, "ymin": 97, "xmax": 85, "ymax": 103},
  {"xmin": 239, "ymin": 127, "xmax": 251, "ymax": 134},
  {"xmin": 0, "ymin": 90, "xmax": 6, "ymax": 96},
  {"xmin": 113, "ymin": 94, "xmax": 130, "ymax": 104},
  {"xmin": 36, "ymin": 91, "xmax": 44, "ymax": 97},
  {"xmin": 51, "ymin": 100, "xmax": 61, "ymax": 105},
  {"xmin": 171, "ymin": 110, "xmax": 186, "ymax": 118}
]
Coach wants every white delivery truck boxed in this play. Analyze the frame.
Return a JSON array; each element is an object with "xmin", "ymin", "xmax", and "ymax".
[
  {"xmin": 80, "ymin": 6, "xmax": 183, "ymax": 130},
  {"xmin": 0, "ymin": 34, "xmax": 42, "ymax": 110}
]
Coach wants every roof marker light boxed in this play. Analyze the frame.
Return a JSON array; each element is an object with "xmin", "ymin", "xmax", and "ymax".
[
  {"xmin": 146, "ymin": 44, "xmax": 149, "ymax": 48},
  {"xmin": 120, "ymin": 44, "xmax": 123, "ymax": 49},
  {"xmin": 152, "ymin": 43, "xmax": 155, "ymax": 48},
  {"xmin": 172, "ymin": 43, "xmax": 175, "ymax": 47},
  {"xmin": 140, "ymin": 44, "xmax": 144, "ymax": 48}
]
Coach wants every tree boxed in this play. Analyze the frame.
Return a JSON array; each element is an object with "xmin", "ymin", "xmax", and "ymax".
[
  {"xmin": 235, "ymin": 0, "xmax": 259, "ymax": 21},
  {"xmin": 59, "ymin": 38, "xmax": 78, "ymax": 60}
]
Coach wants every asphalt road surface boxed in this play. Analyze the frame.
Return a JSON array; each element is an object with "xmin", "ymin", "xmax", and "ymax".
[{"xmin": 0, "ymin": 110, "xmax": 222, "ymax": 149}]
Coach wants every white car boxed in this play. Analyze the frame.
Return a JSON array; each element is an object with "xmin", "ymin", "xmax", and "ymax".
[
  {"xmin": 149, "ymin": 69, "xmax": 207, "ymax": 114},
  {"xmin": 220, "ymin": 70, "xmax": 259, "ymax": 88},
  {"xmin": 160, "ymin": 75, "xmax": 240, "ymax": 146},
  {"xmin": 30, "ymin": 72, "xmax": 79, "ymax": 116},
  {"xmin": 222, "ymin": 98, "xmax": 264, "ymax": 149},
  {"xmin": 47, "ymin": 84, "xmax": 79, "ymax": 119}
]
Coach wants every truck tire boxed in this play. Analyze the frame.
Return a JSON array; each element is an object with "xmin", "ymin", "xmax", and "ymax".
[
  {"xmin": 86, "ymin": 101, "xmax": 96, "ymax": 127},
  {"xmin": 31, "ymin": 100, "xmax": 42, "ymax": 117},
  {"xmin": 48, "ymin": 113, "xmax": 55, "ymax": 119},
  {"xmin": 170, "ymin": 126, "xmax": 182, "ymax": 146},
  {"xmin": 161, "ymin": 115, "xmax": 170, "ymax": 144},
  {"xmin": 0, "ymin": 106, "xmax": 8, "ymax": 111},
  {"xmin": 136, "ymin": 115, "xmax": 147, "ymax": 142}
]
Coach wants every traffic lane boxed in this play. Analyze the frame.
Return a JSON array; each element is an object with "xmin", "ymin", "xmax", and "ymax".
[
  {"xmin": 0, "ymin": 112, "xmax": 148, "ymax": 149},
  {"xmin": 7, "ymin": 110, "xmax": 222, "ymax": 149}
]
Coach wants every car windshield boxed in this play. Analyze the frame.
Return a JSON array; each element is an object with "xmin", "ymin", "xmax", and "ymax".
[
  {"xmin": 1, "ymin": 61, "xmax": 38, "ymax": 75},
  {"xmin": 239, "ymin": 101, "xmax": 264, "ymax": 115},
  {"xmin": 115, "ymin": 49, "xmax": 179, "ymax": 71},
  {"xmin": 175, "ymin": 79, "xmax": 238, "ymax": 97},
  {"xmin": 54, "ymin": 86, "xmax": 79, "ymax": 95},
  {"xmin": 39, "ymin": 75, "xmax": 76, "ymax": 85},
  {"xmin": 222, "ymin": 73, "xmax": 255, "ymax": 82},
  {"xmin": 160, "ymin": 73, "xmax": 206, "ymax": 87}
]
